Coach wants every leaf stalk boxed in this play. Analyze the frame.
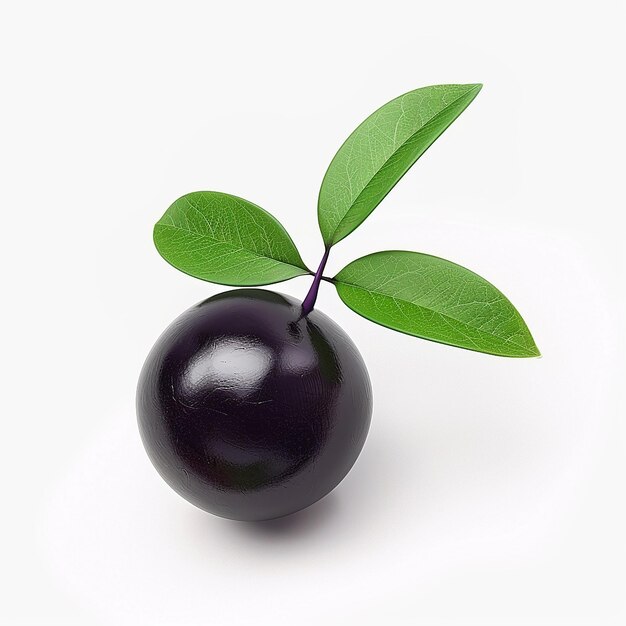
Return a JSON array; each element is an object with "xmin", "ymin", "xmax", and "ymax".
[{"xmin": 301, "ymin": 247, "xmax": 330, "ymax": 316}]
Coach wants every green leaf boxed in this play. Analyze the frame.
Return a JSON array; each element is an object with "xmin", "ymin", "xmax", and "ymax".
[
  {"xmin": 318, "ymin": 84, "xmax": 482, "ymax": 246},
  {"xmin": 154, "ymin": 191, "xmax": 311, "ymax": 286},
  {"xmin": 334, "ymin": 251, "xmax": 539, "ymax": 358}
]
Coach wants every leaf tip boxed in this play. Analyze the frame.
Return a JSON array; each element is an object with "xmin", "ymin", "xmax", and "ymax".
[
  {"xmin": 520, "ymin": 338, "xmax": 541, "ymax": 358},
  {"xmin": 152, "ymin": 220, "xmax": 163, "ymax": 250}
]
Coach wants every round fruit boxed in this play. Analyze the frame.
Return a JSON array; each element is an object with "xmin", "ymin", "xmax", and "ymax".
[{"xmin": 137, "ymin": 289, "xmax": 372, "ymax": 521}]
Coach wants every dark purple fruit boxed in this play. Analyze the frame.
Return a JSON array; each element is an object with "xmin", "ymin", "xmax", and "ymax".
[{"xmin": 136, "ymin": 289, "xmax": 372, "ymax": 521}]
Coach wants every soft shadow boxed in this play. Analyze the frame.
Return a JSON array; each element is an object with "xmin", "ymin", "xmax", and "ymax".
[{"xmin": 221, "ymin": 492, "xmax": 340, "ymax": 540}]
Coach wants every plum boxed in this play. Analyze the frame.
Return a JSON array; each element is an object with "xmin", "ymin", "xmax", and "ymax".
[
  {"xmin": 137, "ymin": 289, "xmax": 372, "ymax": 521},
  {"xmin": 139, "ymin": 84, "xmax": 539, "ymax": 522}
]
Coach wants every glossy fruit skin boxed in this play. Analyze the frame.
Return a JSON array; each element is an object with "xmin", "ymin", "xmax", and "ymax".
[{"xmin": 137, "ymin": 289, "xmax": 372, "ymax": 521}]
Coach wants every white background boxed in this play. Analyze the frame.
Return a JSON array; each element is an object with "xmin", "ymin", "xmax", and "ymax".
[{"xmin": 2, "ymin": 1, "xmax": 625, "ymax": 624}]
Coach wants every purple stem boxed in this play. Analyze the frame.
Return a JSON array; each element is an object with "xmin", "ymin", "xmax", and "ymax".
[{"xmin": 301, "ymin": 247, "xmax": 330, "ymax": 316}]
